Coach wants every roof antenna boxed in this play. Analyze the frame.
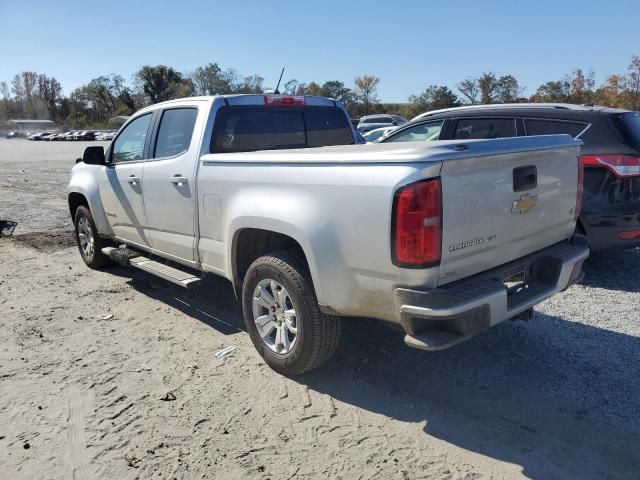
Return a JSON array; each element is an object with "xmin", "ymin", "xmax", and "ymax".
[{"xmin": 274, "ymin": 66, "xmax": 285, "ymax": 94}]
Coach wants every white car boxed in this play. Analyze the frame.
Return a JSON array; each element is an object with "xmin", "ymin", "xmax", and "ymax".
[
  {"xmin": 96, "ymin": 132, "xmax": 116, "ymax": 141},
  {"xmin": 362, "ymin": 126, "xmax": 398, "ymax": 143},
  {"xmin": 67, "ymin": 94, "xmax": 588, "ymax": 375}
]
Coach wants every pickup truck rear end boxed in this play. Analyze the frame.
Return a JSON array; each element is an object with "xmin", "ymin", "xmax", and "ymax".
[
  {"xmin": 68, "ymin": 95, "xmax": 588, "ymax": 375},
  {"xmin": 196, "ymin": 136, "xmax": 586, "ymax": 351}
]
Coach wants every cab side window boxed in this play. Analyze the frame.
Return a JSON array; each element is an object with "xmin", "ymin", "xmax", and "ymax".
[
  {"xmin": 384, "ymin": 120, "xmax": 444, "ymax": 143},
  {"xmin": 153, "ymin": 108, "xmax": 198, "ymax": 158},
  {"xmin": 454, "ymin": 118, "xmax": 517, "ymax": 139},
  {"xmin": 112, "ymin": 114, "xmax": 152, "ymax": 163}
]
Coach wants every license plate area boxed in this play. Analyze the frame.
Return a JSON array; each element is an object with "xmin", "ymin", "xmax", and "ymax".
[{"xmin": 503, "ymin": 267, "xmax": 528, "ymax": 295}]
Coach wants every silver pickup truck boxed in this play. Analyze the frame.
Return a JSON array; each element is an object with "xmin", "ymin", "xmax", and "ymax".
[{"xmin": 67, "ymin": 94, "xmax": 588, "ymax": 375}]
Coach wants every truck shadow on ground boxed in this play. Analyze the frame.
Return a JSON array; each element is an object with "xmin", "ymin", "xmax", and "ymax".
[
  {"xmin": 580, "ymin": 248, "xmax": 640, "ymax": 293},
  {"xmin": 111, "ymin": 260, "xmax": 640, "ymax": 479},
  {"xmin": 300, "ymin": 315, "xmax": 640, "ymax": 479}
]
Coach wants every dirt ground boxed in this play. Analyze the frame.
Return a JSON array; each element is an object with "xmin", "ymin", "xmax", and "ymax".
[{"xmin": 1, "ymin": 139, "xmax": 640, "ymax": 479}]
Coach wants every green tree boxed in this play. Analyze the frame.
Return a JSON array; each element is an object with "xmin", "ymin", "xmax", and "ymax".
[
  {"xmin": 565, "ymin": 68, "xmax": 595, "ymax": 103},
  {"xmin": 594, "ymin": 74, "xmax": 628, "ymax": 108},
  {"xmin": 237, "ymin": 74, "xmax": 264, "ymax": 94},
  {"xmin": 84, "ymin": 75, "xmax": 133, "ymax": 117},
  {"xmin": 626, "ymin": 55, "xmax": 640, "ymax": 110},
  {"xmin": 530, "ymin": 80, "xmax": 570, "ymax": 102},
  {"xmin": 191, "ymin": 63, "xmax": 240, "ymax": 95},
  {"xmin": 495, "ymin": 75, "xmax": 523, "ymax": 103},
  {"xmin": 319, "ymin": 80, "xmax": 354, "ymax": 106},
  {"xmin": 409, "ymin": 85, "xmax": 460, "ymax": 112},
  {"xmin": 135, "ymin": 65, "xmax": 193, "ymax": 104},
  {"xmin": 296, "ymin": 81, "xmax": 322, "ymax": 96},
  {"xmin": 478, "ymin": 72, "xmax": 498, "ymax": 104},
  {"xmin": 457, "ymin": 77, "xmax": 480, "ymax": 104},
  {"xmin": 283, "ymin": 79, "xmax": 299, "ymax": 95}
]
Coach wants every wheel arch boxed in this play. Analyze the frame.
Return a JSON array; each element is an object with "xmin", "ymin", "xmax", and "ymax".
[
  {"xmin": 229, "ymin": 225, "xmax": 319, "ymax": 300},
  {"xmin": 67, "ymin": 182, "xmax": 113, "ymax": 236}
]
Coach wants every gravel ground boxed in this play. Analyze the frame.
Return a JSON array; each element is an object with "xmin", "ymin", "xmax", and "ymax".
[{"xmin": 1, "ymin": 139, "xmax": 639, "ymax": 479}]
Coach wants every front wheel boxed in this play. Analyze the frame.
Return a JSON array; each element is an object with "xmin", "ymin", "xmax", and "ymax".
[
  {"xmin": 241, "ymin": 251, "xmax": 341, "ymax": 376},
  {"xmin": 74, "ymin": 206, "xmax": 112, "ymax": 269}
]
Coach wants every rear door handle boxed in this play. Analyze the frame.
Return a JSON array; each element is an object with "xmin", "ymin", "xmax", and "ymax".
[
  {"xmin": 170, "ymin": 175, "xmax": 188, "ymax": 185},
  {"xmin": 126, "ymin": 175, "xmax": 140, "ymax": 185}
]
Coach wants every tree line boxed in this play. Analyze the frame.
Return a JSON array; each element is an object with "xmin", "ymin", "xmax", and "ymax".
[{"xmin": 1, "ymin": 55, "xmax": 639, "ymax": 128}]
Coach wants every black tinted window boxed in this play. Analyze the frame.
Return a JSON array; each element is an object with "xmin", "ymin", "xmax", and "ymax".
[
  {"xmin": 211, "ymin": 107, "xmax": 353, "ymax": 153},
  {"xmin": 454, "ymin": 118, "xmax": 516, "ymax": 139},
  {"xmin": 305, "ymin": 108, "xmax": 354, "ymax": 147},
  {"xmin": 154, "ymin": 108, "xmax": 198, "ymax": 158},
  {"xmin": 524, "ymin": 119, "xmax": 586, "ymax": 137},
  {"xmin": 617, "ymin": 113, "xmax": 640, "ymax": 150}
]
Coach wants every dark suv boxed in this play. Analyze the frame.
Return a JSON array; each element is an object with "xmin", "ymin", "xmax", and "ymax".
[{"xmin": 381, "ymin": 103, "xmax": 640, "ymax": 250}]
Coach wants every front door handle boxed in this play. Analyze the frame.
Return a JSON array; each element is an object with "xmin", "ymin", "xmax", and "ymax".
[
  {"xmin": 127, "ymin": 175, "xmax": 140, "ymax": 185},
  {"xmin": 170, "ymin": 175, "xmax": 188, "ymax": 186}
]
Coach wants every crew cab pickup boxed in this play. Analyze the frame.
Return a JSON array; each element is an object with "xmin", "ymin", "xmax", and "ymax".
[{"xmin": 68, "ymin": 94, "xmax": 589, "ymax": 375}]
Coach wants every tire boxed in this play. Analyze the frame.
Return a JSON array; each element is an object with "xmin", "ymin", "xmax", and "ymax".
[
  {"xmin": 74, "ymin": 205, "xmax": 112, "ymax": 269},
  {"xmin": 241, "ymin": 251, "xmax": 341, "ymax": 376}
]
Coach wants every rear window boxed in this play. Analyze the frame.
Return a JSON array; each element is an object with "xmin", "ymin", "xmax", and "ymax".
[
  {"xmin": 454, "ymin": 118, "xmax": 517, "ymax": 139},
  {"xmin": 617, "ymin": 113, "xmax": 640, "ymax": 150},
  {"xmin": 524, "ymin": 118, "xmax": 587, "ymax": 137},
  {"xmin": 363, "ymin": 117, "xmax": 392, "ymax": 124},
  {"xmin": 211, "ymin": 106, "xmax": 354, "ymax": 153},
  {"xmin": 154, "ymin": 108, "xmax": 198, "ymax": 158}
]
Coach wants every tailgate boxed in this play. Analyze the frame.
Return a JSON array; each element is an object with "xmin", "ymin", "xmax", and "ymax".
[{"xmin": 438, "ymin": 135, "xmax": 582, "ymax": 286}]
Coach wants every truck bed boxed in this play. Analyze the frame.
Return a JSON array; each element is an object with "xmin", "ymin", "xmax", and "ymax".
[{"xmin": 200, "ymin": 135, "xmax": 580, "ymax": 164}]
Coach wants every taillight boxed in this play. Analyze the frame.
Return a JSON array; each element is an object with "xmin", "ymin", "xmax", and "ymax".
[
  {"xmin": 618, "ymin": 230, "xmax": 640, "ymax": 240},
  {"xmin": 392, "ymin": 178, "xmax": 442, "ymax": 267},
  {"xmin": 264, "ymin": 95, "xmax": 305, "ymax": 107},
  {"xmin": 576, "ymin": 156, "xmax": 584, "ymax": 219},
  {"xmin": 581, "ymin": 155, "xmax": 640, "ymax": 177}
]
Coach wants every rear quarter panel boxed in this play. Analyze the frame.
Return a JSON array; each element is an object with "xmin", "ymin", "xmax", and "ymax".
[{"xmin": 196, "ymin": 159, "xmax": 442, "ymax": 321}]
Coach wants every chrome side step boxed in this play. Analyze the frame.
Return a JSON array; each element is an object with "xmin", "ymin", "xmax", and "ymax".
[{"xmin": 101, "ymin": 247, "xmax": 202, "ymax": 289}]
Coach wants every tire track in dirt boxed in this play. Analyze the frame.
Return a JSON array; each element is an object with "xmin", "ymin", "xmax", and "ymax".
[{"xmin": 67, "ymin": 386, "xmax": 93, "ymax": 480}]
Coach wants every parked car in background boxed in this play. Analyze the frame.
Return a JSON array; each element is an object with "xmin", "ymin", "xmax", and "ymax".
[
  {"xmin": 42, "ymin": 133, "xmax": 59, "ymax": 141},
  {"xmin": 96, "ymin": 132, "xmax": 116, "ymax": 141},
  {"xmin": 381, "ymin": 103, "xmax": 640, "ymax": 250},
  {"xmin": 55, "ymin": 132, "xmax": 73, "ymax": 141},
  {"xmin": 6, "ymin": 131, "xmax": 19, "ymax": 139},
  {"xmin": 27, "ymin": 132, "xmax": 50, "ymax": 141},
  {"xmin": 357, "ymin": 114, "xmax": 407, "ymax": 133},
  {"xmin": 362, "ymin": 126, "xmax": 398, "ymax": 143},
  {"xmin": 68, "ymin": 94, "xmax": 587, "ymax": 375},
  {"xmin": 72, "ymin": 131, "xmax": 96, "ymax": 141}
]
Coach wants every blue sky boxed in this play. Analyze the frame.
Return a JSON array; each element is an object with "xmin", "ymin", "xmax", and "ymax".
[{"xmin": 1, "ymin": 0, "xmax": 638, "ymax": 102}]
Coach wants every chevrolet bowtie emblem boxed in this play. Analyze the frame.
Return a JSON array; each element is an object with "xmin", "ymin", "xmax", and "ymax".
[{"xmin": 512, "ymin": 193, "xmax": 538, "ymax": 214}]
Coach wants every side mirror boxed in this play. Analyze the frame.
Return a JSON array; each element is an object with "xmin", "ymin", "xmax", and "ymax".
[{"xmin": 81, "ymin": 146, "xmax": 105, "ymax": 165}]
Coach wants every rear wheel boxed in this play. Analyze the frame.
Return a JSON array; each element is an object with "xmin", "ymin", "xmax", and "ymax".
[
  {"xmin": 74, "ymin": 206, "xmax": 112, "ymax": 269},
  {"xmin": 241, "ymin": 251, "xmax": 341, "ymax": 376}
]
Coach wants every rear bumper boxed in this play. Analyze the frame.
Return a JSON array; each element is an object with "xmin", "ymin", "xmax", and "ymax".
[
  {"xmin": 393, "ymin": 238, "xmax": 589, "ymax": 351},
  {"xmin": 581, "ymin": 212, "xmax": 640, "ymax": 250}
]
